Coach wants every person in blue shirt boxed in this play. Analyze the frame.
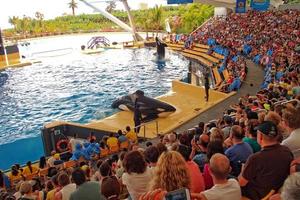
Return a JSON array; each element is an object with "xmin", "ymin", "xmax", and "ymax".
[
  {"xmin": 0, "ymin": 170, "xmax": 10, "ymax": 190},
  {"xmin": 228, "ymin": 77, "xmax": 241, "ymax": 92},
  {"xmin": 225, "ymin": 125, "xmax": 253, "ymax": 177},
  {"xmin": 117, "ymin": 129, "xmax": 128, "ymax": 144}
]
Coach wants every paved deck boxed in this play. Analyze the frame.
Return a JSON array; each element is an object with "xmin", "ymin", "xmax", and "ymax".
[{"xmin": 174, "ymin": 60, "xmax": 264, "ymax": 133}]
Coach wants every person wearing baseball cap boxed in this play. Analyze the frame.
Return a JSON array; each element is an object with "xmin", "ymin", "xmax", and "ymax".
[
  {"xmin": 255, "ymin": 121, "xmax": 279, "ymax": 138},
  {"xmin": 238, "ymin": 121, "xmax": 294, "ymax": 200}
]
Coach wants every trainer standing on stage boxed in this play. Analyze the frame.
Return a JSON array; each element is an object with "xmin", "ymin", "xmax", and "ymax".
[
  {"xmin": 204, "ymin": 72, "xmax": 210, "ymax": 102},
  {"xmin": 134, "ymin": 100, "xmax": 142, "ymax": 134}
]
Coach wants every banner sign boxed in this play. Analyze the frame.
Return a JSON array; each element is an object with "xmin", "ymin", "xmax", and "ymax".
[
  {"xmin": 236, "ymin": 0, "xmax": 246, "ymax": 13},
  {"xmin": 250, "ymin": 0, "xmax": 270, "ymax": 11},
  {"xmin": 167, "ymin": 0, "xmax": 193, "ymax": 4}
]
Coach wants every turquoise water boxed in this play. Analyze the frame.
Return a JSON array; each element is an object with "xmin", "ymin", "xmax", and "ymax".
[{"xmin": 0, "ymin": 33, "xmax": 189, "ymax": 170}]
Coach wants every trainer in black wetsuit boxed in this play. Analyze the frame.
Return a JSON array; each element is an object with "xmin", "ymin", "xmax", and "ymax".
[
  {"xmin": 134, "ymin": 101, "xmax": 142, "ymax": 134},
  {"xmin": 204, "ymin": 72, "xmax": 210, "ymax": 102}
]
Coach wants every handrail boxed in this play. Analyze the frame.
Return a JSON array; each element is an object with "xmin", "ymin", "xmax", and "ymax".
[
  {"xmin": 31, "ymin": 48, "xmax": 73, "ymax": 55},
  {"xmin": 4, "ymin": 122, "xmax": 158, "ymax": 172},
  {"xmin": 87, "ymin": 36, "xmax": 111, "ymax": 49},
  {"xmin": 190, "ymin": 17, "xmax": 213, "ymax": 35},
  {"xmin": 134, "ymin": 120, "xmax": 159, "ymax": 140},
  {"xmin": 273, "ymin": 99, "xmax": 300, "ymax": 107}
]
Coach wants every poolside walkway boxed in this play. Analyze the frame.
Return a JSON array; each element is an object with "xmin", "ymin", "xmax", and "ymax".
[{"xmin": 173, "ymin": 60, "xmax": 264, "ymax": 133}]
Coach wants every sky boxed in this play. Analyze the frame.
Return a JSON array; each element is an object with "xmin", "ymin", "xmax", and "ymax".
[{"xmin": 1, "ymin": 0, "xmax": 168, "ymax": 29}]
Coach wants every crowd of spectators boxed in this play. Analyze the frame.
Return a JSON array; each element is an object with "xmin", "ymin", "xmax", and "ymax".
[
  {"xmin": 2, "ymin": 92, "xmax": 300, "ymax": 200},
  {"xmin": 170, "ymin": 10, "xmax": 299, "ymax": 93},
  {"xmin": 193, "ymin": 10, "xmax": 300, "ymax": 90}
]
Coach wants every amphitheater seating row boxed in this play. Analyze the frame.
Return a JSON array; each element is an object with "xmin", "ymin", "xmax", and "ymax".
[
  {"xmin": 166, "ymin": 42, "xmax": 231, "ymax": 90},
  {"xmin": 181, "ymin": 52, "xmax": 213, "ymax": 67},
  {"xmin": 183, "ymin": 49, "xmax": 220, "ymax": 64}
]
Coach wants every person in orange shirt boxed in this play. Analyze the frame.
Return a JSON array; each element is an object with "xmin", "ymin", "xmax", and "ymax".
[
  {"xmin": 124, "ymin": 126, "xmax": 137, "ymax": 144},
  {"xmin": 22, "ymin": 161, "xmax": 39, "ymax": 177},
  {"xmin": 46, "ymin": 174, "xmax": 61, "ymax": 200},
  {"xmin": 8, "ymin": 165, "xmax": 23, "ymax": 186},
  {"xmin": 175, "ymin": 144, "xmax": 205, "ymax": 193},
  {"xmin": 107, "ymin": 133, "xmax": 119, "ymax": 150}
]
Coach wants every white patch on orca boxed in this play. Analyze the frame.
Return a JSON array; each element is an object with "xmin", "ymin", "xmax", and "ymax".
[
  {"xmin": 158, "ymin": 112, "xmax": 173, "ymax": 117},
  {"xmin": 119, "ymin": 104, "xmax": 130, "ymax": 111}
]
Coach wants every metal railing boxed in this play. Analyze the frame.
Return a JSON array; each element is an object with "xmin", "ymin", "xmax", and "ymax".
[
  {"xmin": 274, "ymin": 99, "xmax": 300, "ymax": 106},
  {"xmin": 134, "ymin": 120, "xmax": 159, "ymax": 140}
]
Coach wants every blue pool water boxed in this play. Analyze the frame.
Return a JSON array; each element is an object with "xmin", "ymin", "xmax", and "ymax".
[{"xmin": 0, "ymin": 33, "xmax": 189, "ymax": 170}]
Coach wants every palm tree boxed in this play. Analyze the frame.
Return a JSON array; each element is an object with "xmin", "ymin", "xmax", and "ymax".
[
  {"xmin": 21, "ymin": 15, "xmax": 32, "ymax": 34},
  {"xmin": 136, "ymin": 12, "xmax": 151, "ymax": 40},
  {"xmin": 8, "ymin": 16, "xmax": 19, "ymax": 30},
  {"xmin": 35, "ymin": 11, "xmax": 44, "ymax": 30},
  {"xmin": 105, "ymin": 1, "xmax": 116, "ymax": 13},
  {"xmin": 151, "ymin": 5, "xmax": 163, "ymax": 36},
  {"xmin": 68, "ymin": 0, "xmax": 78, "ymax": 16},
  {"xmin": 171, "ymin": 16, "xmax": 182, "ymax": 33},
  {"xmin": 35, "ymin": 11, "xmax": 44, "ymax": 21}
]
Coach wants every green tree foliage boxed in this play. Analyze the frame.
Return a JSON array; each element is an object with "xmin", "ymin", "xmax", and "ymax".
[
  {"xmin": 285, "ymin": 0, "xmax": 300, "ymax": 3},
  {"xmin": 178, "ymin": 4, "xmax": 214, "ymax": 33},
  {"xmin": 8, "ymin": 16, "xmax": 19, "ymax": 31},
  {"xmin": 5, "ymin": 3, "xmax": 214, "ymax": 38},
  {"xmin": 135, "ymin": 11, "xmax": 151, "ymax": 39},
  {"xmin": 150, "ymin": 5, "xmax": 163, "ymax": 36}
]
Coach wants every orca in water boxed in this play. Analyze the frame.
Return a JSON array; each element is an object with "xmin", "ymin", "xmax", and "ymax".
[
  {"xmin": 156, "ymin": 37, "xmax": 168, "ymax": 61},
  {"xmin": 111, "ymin": 90, "xmax": 176, "ymax": 121}
]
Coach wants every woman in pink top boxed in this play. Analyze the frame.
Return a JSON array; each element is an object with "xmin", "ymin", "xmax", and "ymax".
[{"xmin": 175, "ymin": 144, "xmax": 205, "ymax": 193}]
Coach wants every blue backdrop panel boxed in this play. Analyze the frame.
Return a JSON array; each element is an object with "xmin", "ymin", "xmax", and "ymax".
[
  {"xmin": 167, "ymin": 0, "xmax": 193, "ymax": 4},
  {"xmin": 250, "ymin": 0, "xmax": 270, "ymax": 11},
  {"xmin": 0, "ymin": 136, "xmax": 44, "ymax": 170},
  {"xmin": 236, "ymin": 0, "xmax": 246, "ymax": 13}
]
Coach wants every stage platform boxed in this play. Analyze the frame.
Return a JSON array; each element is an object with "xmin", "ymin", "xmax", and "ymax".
[
  {"xmin": 0, "ymin": 60, "xmax": 41, "ymax": 71},
  {"xmin": 45, "ymin": 80, "xmax": 235, "ymax": 139}
]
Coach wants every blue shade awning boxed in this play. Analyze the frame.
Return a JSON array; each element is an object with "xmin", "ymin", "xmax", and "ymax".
[{"xmin": 167, "ymin": 0, "xmax": 193, "ymax": 4}]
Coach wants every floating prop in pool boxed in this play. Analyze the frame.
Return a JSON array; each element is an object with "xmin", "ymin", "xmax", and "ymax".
[
  {"xmin": 81, "ymin": 46, "xmax": 105, "ymax": 55},
  {"xmin": 156, "ymin": 37, "xmax": 168, "ymax": 61},
  {"xmin": 111, "ymin": 90, "xmax": 176, "ymax": 121},
  {"xmin": 81, "ymin": 36, "xmax": 122, "ymax": 54}
]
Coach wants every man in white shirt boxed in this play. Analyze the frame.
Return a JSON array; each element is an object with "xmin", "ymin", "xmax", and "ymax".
[
  {"xmin": 191, "ymin": 153, "xmax": 241, "ymax": 200},
  {"xmin": 47, "ymin": 150, "xmax": 56, "ymax": 167},
  {"xmin": 69, "ymin": 133, "xmax": 84, "ymax": 152}
]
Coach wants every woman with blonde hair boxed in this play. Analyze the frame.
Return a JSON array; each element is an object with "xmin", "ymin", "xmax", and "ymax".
[
  {"xmin": 257, "ymin": 112, "xmax": 266, "ymax": 124},
  {"xmin": 150, "ymin": 151, "xmax": 190, "ymax": 192},
  {"xmin": 209, "ymin": 128, "xmax": 224, "ymax": 143},
  {"xmin": 265, "ymin": 111, "xmax": 282, "ymax": 126},
  {"xmin": 265, "ymin": 111, "xmax": 286, "ymax": 141}
]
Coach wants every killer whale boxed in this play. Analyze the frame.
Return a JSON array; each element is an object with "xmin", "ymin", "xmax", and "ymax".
[
  {"xmin": 111, "ymin": 90, "xmax": 176, "ymax": 121},
  {"xmin": 156, "ymin": 37, "xmax": 168, "ymax": 61}
]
